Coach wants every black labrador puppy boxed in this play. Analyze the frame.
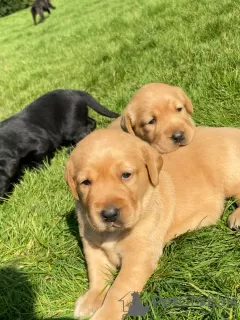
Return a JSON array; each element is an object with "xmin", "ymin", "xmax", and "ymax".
[
  {"xmin": 0, "ymin": 89, "xmax": 119, "ymax": 199},
  {"xmin": 31, "ymin": 0, "xmax": 56, "ymax": 25}
]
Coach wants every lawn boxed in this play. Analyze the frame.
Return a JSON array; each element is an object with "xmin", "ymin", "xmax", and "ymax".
[{"xmin": 0, "ymin": 0, "xmax": 239, "ymax": 319}]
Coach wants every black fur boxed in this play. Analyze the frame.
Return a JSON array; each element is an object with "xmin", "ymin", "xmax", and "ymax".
[
  {"xmin": 0, "ymin": 89, "xmax": 119, "ymax": 199},
  {"xmin": 31, "ymin": 0, "xmax": 56, "ymax": 25}
]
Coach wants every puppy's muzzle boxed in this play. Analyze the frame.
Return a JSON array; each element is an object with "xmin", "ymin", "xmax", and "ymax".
[
  {"xmin": 101, "ymin": 207, "xmax": 120, "ymax": 222},
  {"xmin": 171, "ymin": 131, "xmax": 185, "ymax": 144}
]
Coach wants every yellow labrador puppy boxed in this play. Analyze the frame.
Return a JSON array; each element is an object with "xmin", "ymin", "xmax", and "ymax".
[
  {"xmin": 66, "ymin": 128, "xmax": 240, "ymax": 320},
  {"xmin": 109, "ymin": 83, "xmax": 195, "ymax": 153}
]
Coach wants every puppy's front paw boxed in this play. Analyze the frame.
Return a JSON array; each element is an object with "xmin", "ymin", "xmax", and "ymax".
[
  {"xmin": 74, "ymin": 290, "xmax": 105, "ymax": 318},
  {"xmin": 228, "ymin": 209, "xmax": 240, "ymax": 230},
  {"xmin": 89, "ymin": 307, "xmax": 108, "ymax": 320},
  {"xmin": 90, "ymin": 305, "xmax": 123, "ymax": 320}
]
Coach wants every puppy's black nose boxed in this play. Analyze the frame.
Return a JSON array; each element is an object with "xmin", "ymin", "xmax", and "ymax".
[
  {"xmin": 171, "ymin": 131, "xmax": 185, "ymax": 143},
  {"xmin": 101, "ymin": 207, "xmax": 119, "ymax": 222}
]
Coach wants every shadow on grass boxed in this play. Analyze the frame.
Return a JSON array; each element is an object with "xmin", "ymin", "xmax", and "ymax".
[
  {"xmin": 0, "ymin": 267, "xmax": 74, "ymax": 320},
  {"xmin": 65, "ymin": 209, "xmax": 84, "ymax": 253}
]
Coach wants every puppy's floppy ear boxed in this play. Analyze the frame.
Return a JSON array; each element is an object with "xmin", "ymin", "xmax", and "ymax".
[
  {"xmin": 142, "ymin": 143, "xmax": 163, "ymax": 186},
  {"xmin": 177, "ymin": 87, "xmax": 193, "ymax": 114},
  {"xmin": 121, "ymin": 107, "xmax": 135, "ymax": 135},
  {"xmin": 65, "ymin": 159, "xmax": 79, "ymax": 200},
  {"xmin": 184, "ymin": 94, "xmax": 193, "ymax": 114}
]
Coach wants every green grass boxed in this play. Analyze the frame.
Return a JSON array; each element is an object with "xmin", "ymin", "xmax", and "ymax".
[{"xmin": 0, "ymin": 0, "xmax": 240, "ymax": 319}]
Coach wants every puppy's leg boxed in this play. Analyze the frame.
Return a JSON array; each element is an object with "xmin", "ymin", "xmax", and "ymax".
[
  {"xmin": 38, "ymin": 7, "xmax": 45, "ymax": 23},
  {"xmin": 31, "ymin": 7, "xmax": 37, "ymax": 25},
  {"xmin": 0, "ymin": 174, "xmax": 11, "ymax": 199},
  {"xmin": 48, "ymin": 1, "xmax": 56, "ymax": 9},
  {"xmin": 86, "ymin": 117, "xmax": 96, "ymax": 134},
  {"xmin": 228, "ymin": 196, "xmax": 240, "ymax": 230},
  {"xmin": 90, "ymin": 248, "xmax": 160, "ymax": 320},
  {"xmin": 74, "ymin": 240, "xmax": 116, "ymax": 318},
  {"xmin": 0, "ymin": 157, "xmax": 20, "ymax": 199}
]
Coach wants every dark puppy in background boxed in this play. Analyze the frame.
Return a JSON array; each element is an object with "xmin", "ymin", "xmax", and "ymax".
[
  {"xmin": 0, "ymin": 89, "xmax": 119, "ymax": 199},
  {"xmin": 31, "ymin": 0, "xmax": 56, "ymax": 25}
]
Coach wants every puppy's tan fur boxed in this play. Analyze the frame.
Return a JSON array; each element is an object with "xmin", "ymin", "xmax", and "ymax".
[
  {"xmin": 66, "ymin": 128, "xmax": 240, "ymax": 319},
  {"xmin": 109, "ymin": 83, "xmax": 195, "ymax": 153}
]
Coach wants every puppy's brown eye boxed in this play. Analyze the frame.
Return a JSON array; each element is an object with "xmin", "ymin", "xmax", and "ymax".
[
  {"xmin": 81, "ymin": 179, "xmax": 91, "ymax": 186},
  {"xmin": 121, "ymin": 172, "xmax": 132, "ymax": 180},
  {"xmin": 177, "ymin": 107, "xmax": 183, "ymax": 112},
  {"xmin": 148, "ymin": 118, "xmax": 156, "ymax": 125}
]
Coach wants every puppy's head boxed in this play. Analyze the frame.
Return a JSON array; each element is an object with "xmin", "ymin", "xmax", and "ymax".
[
  {"xmin": 121, "ymin": 83, "xmax": 195, "ymax": 153},
  {"xmin": 65, "ymin": 129, "xmax": 163, "ymax": 233}
]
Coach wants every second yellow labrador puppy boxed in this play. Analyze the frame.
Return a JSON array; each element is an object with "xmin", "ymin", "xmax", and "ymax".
[
  {"xmin": 66, "ymin": 128, "xmax": 240, "ymax": 320},
  {"xmin": 109, "ymin": 83, "xmax": 195, "ymax": 153}
]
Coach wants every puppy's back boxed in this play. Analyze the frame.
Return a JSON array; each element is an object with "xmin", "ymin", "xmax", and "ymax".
[{"xmin": 162, "ymin": 126, "xmax": 240, "ymax": 198}]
